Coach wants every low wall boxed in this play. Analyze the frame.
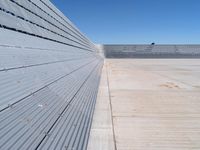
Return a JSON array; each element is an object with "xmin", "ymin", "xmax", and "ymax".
[{"xmin": 103, "ymin": 45, "xmax": 200, "ymax": 58}]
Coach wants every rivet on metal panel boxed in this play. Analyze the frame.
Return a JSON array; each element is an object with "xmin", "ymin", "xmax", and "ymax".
[
  {"xmin": 58, "ymin": 113, "xmax": 64, "ymax": 117},
  {"xmin": 44, "ymin": 132, "xmax": 51, "ymax": 137},
  {"xmin": 3, "ymin": 68, "xmax": 7, "ymax": 71},
  {"xmin": 26, "ymin": 118, "xmax": 31, "ymax": 123},
  {"xmin": 8, "ymin": 104, "xmax": 13, "ymax": 109},
  {"xmin": 38, "ymin": 104, "xmax": 43, "ymax": 108}
]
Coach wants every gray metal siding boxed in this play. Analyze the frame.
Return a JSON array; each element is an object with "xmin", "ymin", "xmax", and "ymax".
[
  {"xmin": 0, "ymin": 0, "xmax": 103, "ymax": 149},
  {"xmin": 104, "ymin": 45, "xmax": 200, "ymax": 58}
]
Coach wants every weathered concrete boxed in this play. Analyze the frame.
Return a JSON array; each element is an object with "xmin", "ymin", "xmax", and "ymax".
[
  {"xmin": 87, "ymin": 64, "xmax": 115, "ymax": 150},
  {"xmin": 107, "ymin": 59, "xmax": 200, "ymax": 150},
  {"xmin": 89, "ymin": 59, "xmax": 200, "ymax": 150}
]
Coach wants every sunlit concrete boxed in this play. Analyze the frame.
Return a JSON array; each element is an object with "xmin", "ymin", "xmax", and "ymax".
[
  {"xmin": 107, "ymin": 59, "xmax": 200, "ymax": 150},
  {"xmin": 89, "ymin": 59, "xmax": 200, "ymax": 150},
  {"xmin": 87, "ymin": 64, "xmax": 115, "ymax": 150}
]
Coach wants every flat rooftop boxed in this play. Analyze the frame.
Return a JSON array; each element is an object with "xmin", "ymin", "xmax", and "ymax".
[{"xmin": 88, "ymin": 59, "xmax": 200, "ymax": 150}]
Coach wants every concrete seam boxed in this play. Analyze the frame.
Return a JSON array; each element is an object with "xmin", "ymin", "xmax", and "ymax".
[{"xmin": 105, "ymin": 60, "xmax": 117, "ymax": 150}]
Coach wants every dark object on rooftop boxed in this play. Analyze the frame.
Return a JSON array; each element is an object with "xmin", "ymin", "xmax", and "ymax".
[{"xmin": 151, "ymin": 43, "xmax": 155, "ymax": 45}]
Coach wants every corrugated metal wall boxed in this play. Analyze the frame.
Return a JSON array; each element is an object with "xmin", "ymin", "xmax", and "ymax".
[
  {"xmin": 104, "ymin": 45, "xmax": 200, "ymax": 58},
  {"xmin": 0, "ymin": 0, "xmax": 103, "ymax": 149}
]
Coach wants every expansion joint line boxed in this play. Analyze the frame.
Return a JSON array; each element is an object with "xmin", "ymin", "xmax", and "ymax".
[{"xmin": 105, "ymin": 61, "xmax": 117, "ymax": 150}]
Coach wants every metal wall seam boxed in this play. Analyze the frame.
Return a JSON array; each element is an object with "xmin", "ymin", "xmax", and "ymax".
[
  {"xmin": 0, "ymin": 1, "xmax": 103, "ymax": 149},
  {"xmin": 0, "ymin": 7, "xmax": 90, "ymax": 50},
  {"xmin": 12, "ymin": 0, "xmax": 90, "ymax": 47}
]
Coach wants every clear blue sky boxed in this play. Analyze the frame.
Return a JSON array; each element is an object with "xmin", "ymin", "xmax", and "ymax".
[{"xmin": 51, "ymin": 0, "xmax": 200, "ymax": 44}]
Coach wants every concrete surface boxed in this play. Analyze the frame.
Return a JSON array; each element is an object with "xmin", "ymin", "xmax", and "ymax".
[
  {"xmin": 87, "ymin": 64, "xmax": 115, "ymax": 150},
  {"xmin": 88, "ymin": 59, "xmax": 200, "ymax": 150}
]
